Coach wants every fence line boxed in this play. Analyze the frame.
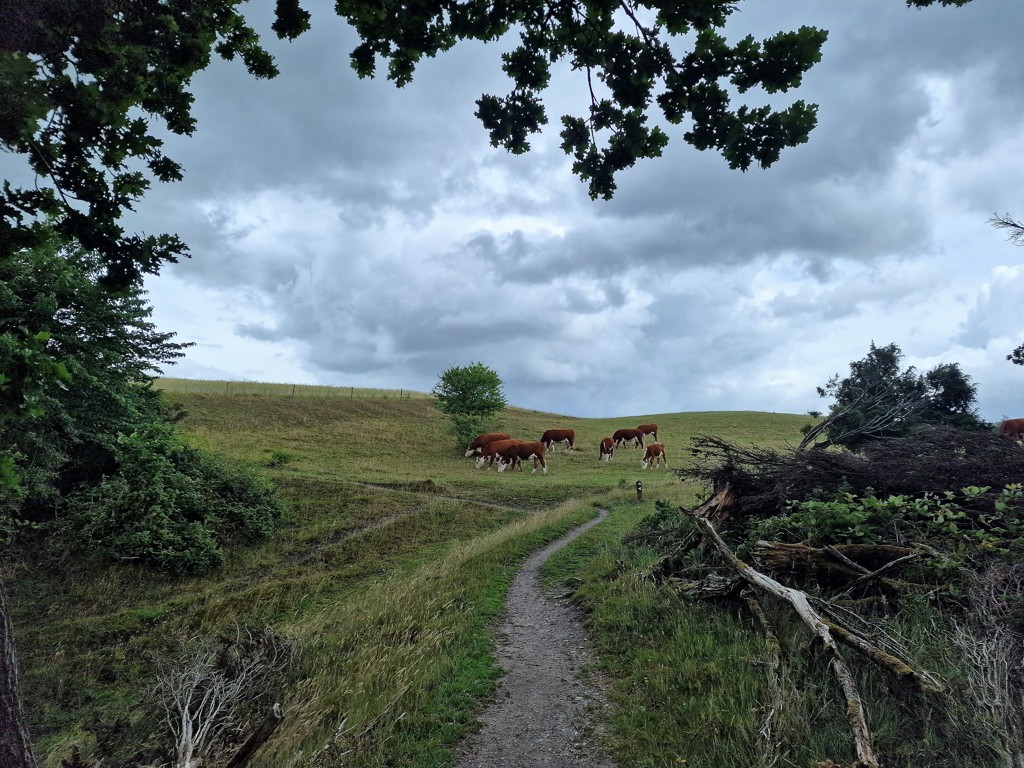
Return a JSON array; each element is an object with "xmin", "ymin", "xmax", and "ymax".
[{"xmin": 154, "ymin": 378, "xmax": 430, "ymax": 400}]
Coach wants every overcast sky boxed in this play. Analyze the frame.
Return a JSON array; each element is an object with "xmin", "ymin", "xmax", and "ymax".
[{"xmin": 105, "ymin": 1, "xmax": 1024, "ymax": 419}]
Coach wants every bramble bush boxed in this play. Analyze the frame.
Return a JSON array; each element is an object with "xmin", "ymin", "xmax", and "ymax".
[
  {"xmin": 63, "ymin": 423, "xmax": 283, "ymax": 574},
  {"xmin": 751, "ymin": 485, "xmax": 1024, "ymax": 558}
]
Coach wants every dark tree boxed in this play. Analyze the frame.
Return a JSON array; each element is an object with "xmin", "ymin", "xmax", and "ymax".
[{"xmin": 802, "ymin": 342, "xmax": 987, "ymax": 450}]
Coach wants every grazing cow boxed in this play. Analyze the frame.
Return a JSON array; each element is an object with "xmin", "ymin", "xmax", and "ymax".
[
  {"xmin": 599, "ymin": 437, "xmax": 615, "ymax": 462},
  {"xmin": 613, "ymin": 427, "xmax": 645, "ymax": 449},
  {"xmin": 540, "ymin": 428, "xmax": 575, "ymax": 451},
  {"xmin": 475, "ymin": 439, "xmax": 523, "ymax": 469},
  {"xmin": 497, "ymin": 441, "xmax": 548, "ymax": 474},
  {"xmin": 465, "ymin": 432, "xmax": 512, "ymax": 457},
  {"xmin": 641, "ymin": 443, "xmax": 668, "ymax": 469},
  {"xmin": 1000, "ymin": 418, "xmax": 1024, "ymax": 441},
  {"xmin": 637, "ymin": 423, "xmax": 659, "ymax": 442}
]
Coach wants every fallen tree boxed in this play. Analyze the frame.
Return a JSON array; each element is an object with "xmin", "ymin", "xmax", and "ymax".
[{"xmin": 635, "ymin": 426, "xmax": 1024, "ymax": 767}]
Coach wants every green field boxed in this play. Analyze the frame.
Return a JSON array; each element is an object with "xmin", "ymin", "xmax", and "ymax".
[{"xmin": 11, "ymin": 382, "xmax": 828, "ymax": 767}]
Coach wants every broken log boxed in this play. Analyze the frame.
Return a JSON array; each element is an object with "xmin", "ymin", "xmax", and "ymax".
[
  {"xmin": 690, "ymin": 514, "xmax": 880, "ymax": 768},
  {"xmin": 752, "ymin": 541, "xmax": 929, "ymax": 594}
]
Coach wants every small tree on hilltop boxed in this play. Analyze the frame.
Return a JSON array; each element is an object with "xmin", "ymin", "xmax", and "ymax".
[
  {"xmin": 432, "ymin": 363, "xmax": 507, "ymax": 449},
  {"xmin": 800, "ymin": 342, "xmax": 989, "ymax": 451}
]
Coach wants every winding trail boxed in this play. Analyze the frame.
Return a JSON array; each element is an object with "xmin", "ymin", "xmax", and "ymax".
[{"xmin": 455, "ymin": 509, "xmax": 617, "ymax": 768}]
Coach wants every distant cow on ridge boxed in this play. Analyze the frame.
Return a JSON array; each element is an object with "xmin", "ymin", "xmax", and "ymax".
[
  {"xmin": 540, "ymin": 428, "xmax": 575, "ymax": 451},
  {"xmin": 613, "ymin": 428, "xmax": 645, "ymax": 449},
  {"xmin": 637, "ymin": 423, "xmax": 658, "ymax": 442},
  {"xmin": 599, "ymin": 437, "xmax": 615, "ymax": 462},
  {"xmin": 641, "ymin": 443, "xmax": 667, "ymax": 469},
  {"xmin": 465, "ymin": 432, "xmax": 512, "ymax": 457},
  {"xmin": 1000, "ymin": 419, "xmax": 1024, "ymax": 441}
]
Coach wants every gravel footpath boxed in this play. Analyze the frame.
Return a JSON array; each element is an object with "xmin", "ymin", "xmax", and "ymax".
[{"xmin": 455, "ymin": 510, "xmax": 616, "ymax": 768}]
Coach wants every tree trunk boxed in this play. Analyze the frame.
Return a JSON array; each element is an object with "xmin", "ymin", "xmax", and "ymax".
[{"xmin": 0, "ymin": 578, "xmax": 39, "ymax": 768}]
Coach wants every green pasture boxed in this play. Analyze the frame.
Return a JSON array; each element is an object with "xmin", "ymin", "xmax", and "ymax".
[
  {"xmin": 12, "ymin": 382, "xmax": 821, "ymax": 767},
  {"xmin": 155, "ymin": 377, "xmax": 430, "ymax": 401}
]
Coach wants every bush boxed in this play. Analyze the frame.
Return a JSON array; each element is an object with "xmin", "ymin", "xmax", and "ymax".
[{"xmin": 63, "ymin": 424, "xmax": 283, "ymax": 574}]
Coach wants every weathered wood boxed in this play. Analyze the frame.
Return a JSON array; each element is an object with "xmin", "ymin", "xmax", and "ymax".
[
  {"xmin": 689, "ymin": 515, "xmax": 880, "ymax": 768},
  {"xmin": 821, "ymin": 619, "xmax": 940, "ymax": 695},
  {"xmin": 752, "ymin": 541, "xmax": 927, "ymax": 594},
  {"xmin": 1, "ymin": 579, "xmax": 39, "ymax": 768},
  {"xmin": 224, "ymin": 703, "xmax": 284, "ymax": 768},
  {"xmin": 669, "ymin": 573, "xmax": 742, "ymax": 600},
  {"xmin": 744, "ymin": 592, "xmax": 785, "ymax": 766}
]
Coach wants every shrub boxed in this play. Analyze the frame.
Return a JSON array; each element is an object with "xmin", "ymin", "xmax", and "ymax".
[{"xmin": 63, "ymin": 424, "xmax": 284, "ymax": 574}]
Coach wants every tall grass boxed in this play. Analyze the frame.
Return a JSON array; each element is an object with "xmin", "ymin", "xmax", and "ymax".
[
  {"xmin": 543, "ymin": 500, "xmax": 1008, "ymax": 768},
  {"xmin": 10, "ymin": 384, "xmax": 820, "ymax": 767}
]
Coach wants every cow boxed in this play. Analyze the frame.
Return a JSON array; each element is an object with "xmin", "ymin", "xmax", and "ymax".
[
  {"xmin": 613, "ymin": 427, "xmax": 645, "ymax": 449},
  {"xmin": 540, "ymin": 428, "xmax": 575, "ymax": 451},
  {"xmin": 496, "ymin": 441, "xmax": 548, "ymax": 474},
  {"xmin": 999, "ymin": 418, "xmax": 1024, "ymax": 441},
  {"xmin": 637, "ymin": 423, "xmax": 659, "ymax": 442},
  {"xmin": 641, "ymin": 443, "xmax": 668, "ymax": 469},
  {"xmin": 599, "ymin": 437, "xmax": 615, "ymax": 462},
  {"xmin": 475, "ymin": 439, "xmax": 523, "ymax": 469},
  {"xmin": 465, "ymin": 432, "xmax": 512, "ymax": 457}
]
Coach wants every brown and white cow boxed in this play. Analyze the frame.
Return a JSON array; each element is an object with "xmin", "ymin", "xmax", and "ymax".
[
  {"xmin": 540, "ymin": 428, "xmax": 575, "ymax": 451},
  {"xmin": 1000, "ymin": 418, "xmax": 1024, "ymax": 441},
  {"xmin": 599, "ymin": 437, "xmax": 615, "ymax": 462},
  {"xmin": 641, "ymin": 443, "xmax": 668, "ymax": 469},
  {"xmin": 637, "ymin": 423, "xmax": 659, "ymax": 442},
  {"xmin": 465, "ymin": 432, "xmax": 512, "ymax": 457},
  {"xmin": 613, "ymin": 427, "xmax": 645, "ymax": 449},
  {"xmin": 475, "ymin": 439, "xmax": 522, "ymax": 469},
  {"xmin": 497, "ymin": 441, "xmax": 548, "ymax": 474}
]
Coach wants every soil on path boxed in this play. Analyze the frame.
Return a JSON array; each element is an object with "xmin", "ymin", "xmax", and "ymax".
[{"xmin": 455, "ymin": 510, "xmax": 617, "ymax": 768}]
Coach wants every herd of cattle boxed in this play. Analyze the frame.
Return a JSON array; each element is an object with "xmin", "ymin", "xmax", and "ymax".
[
  {"xmin": 464, "ymin": 424, "xmax": 667, "ymax": 475},
  {"xmin": 466, "ymin": 419, "xmax": 1024, "ymax": 476}
]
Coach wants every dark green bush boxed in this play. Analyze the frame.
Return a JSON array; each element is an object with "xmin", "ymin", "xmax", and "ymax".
[{"xmin": 63, "ymin": 424, "xmax": 283, "ymax": 574}]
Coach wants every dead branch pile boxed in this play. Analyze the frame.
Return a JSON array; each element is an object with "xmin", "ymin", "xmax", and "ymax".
[
  {"xmin": 639, "ymin": 427, "xmax": 1024, "ymax": 767},
  {"xmin": 683, "ymin": 426, "xmax": 1024, "ymax": 522}
]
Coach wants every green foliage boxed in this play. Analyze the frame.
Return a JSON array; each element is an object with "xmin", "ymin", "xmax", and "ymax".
[
  {"xmin": 432, "ymin": 363, "xmax": 507, "ymax": 418},
  {"xmin": 65, "ymin": 423, "xmax": 283, "ymax": 574},
  {"xmin": 813, "ymin": 342, "xmax": 988, "ymax": 449},
  {"xmin": 7, "ymin": 0, "xmax": 968, "ymax": 288},
  {"xmin": 1, "ymin": 234, "xmax": 283, "ymax": 574},
  {"xmin": 432, "ymin": 362, "xmax": 507, "ymax": 447},
  {"xmin": 0, "ymin": 0, "xmax": 286, "ymax": 286},
  {"xmin": 752, "ymin": 486, "xmax": 1024, "ymax": 558},
  {"xmin": 265, "ymin": 450, "xmax": 293, "ymax": 468}
]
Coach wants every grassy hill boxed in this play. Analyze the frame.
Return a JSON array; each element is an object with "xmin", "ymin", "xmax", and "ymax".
[{"xmin": 11, "ymin": 384, "xmax": 815, "ymax": 767}]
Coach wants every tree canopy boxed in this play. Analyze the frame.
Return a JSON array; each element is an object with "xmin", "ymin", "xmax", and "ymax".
[
  {"xmin": 432, "ymin": 362, "xmax": 507, "ymax": 418},
  {"xmin": 0, "ymin": 0, "xmax": 972, "ymax": 290},
  {"xmin": 803, "ymin": 342, "xmax": 988, "ymax": 450},
  {"xmin": 0, "ymin": 233, "xmax": 283, "ymax": 572},
  {"xmin": 432, "ymin": 362, "xmax": 507, "ymax": 447}
]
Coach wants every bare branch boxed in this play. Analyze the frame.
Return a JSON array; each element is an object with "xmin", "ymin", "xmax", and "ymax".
[{"xmin": 990, "ymin": 212, "xmax": 1024, "ymax": 246}]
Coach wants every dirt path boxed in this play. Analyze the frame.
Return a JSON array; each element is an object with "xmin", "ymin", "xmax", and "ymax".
[{"xmin": 455, "ymin": 510, "xmax": 616, "ymax": 768}]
